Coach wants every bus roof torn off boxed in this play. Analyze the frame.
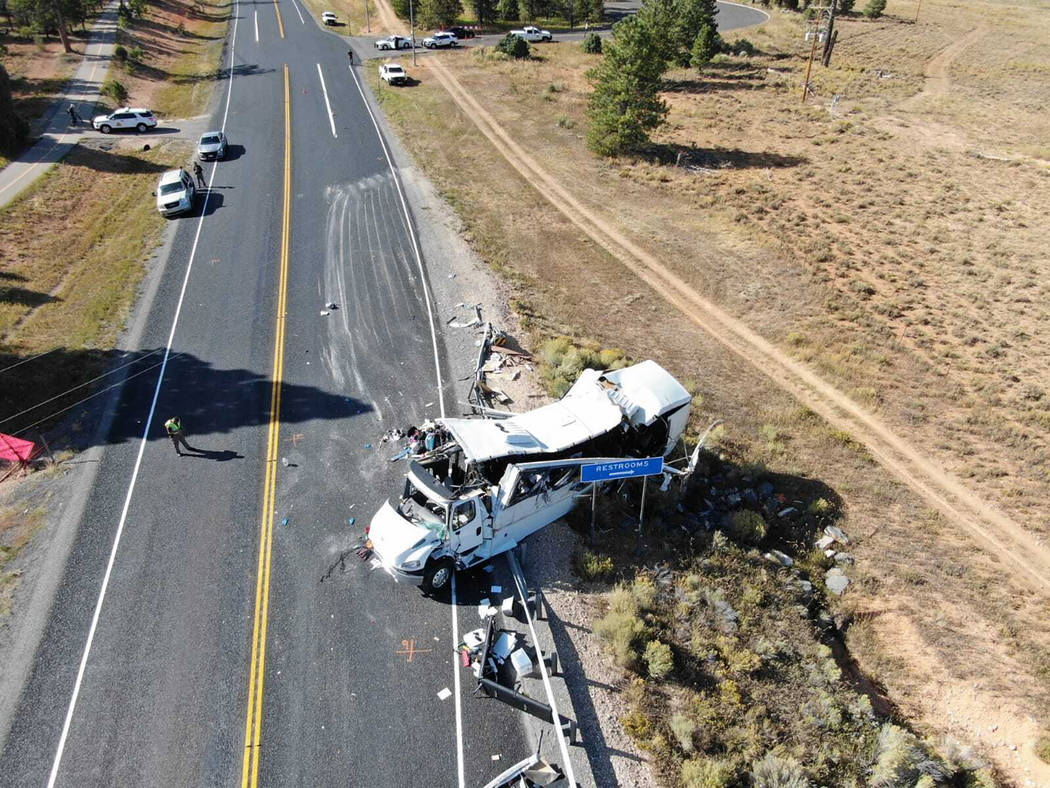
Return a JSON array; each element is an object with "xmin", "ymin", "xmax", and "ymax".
[{"xmin": 365, "ymin": 360, "xmax": 697, "ymax": 595}]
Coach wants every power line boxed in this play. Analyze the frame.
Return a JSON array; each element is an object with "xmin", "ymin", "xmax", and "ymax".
[{"xmin": 4, "ymin": 355, "xmax": 173, "ymax": 437}]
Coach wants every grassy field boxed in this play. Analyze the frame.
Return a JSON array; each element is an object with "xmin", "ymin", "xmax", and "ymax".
[
  {"xmin": 0, "ymin": 35, "xmax": 83, "ymax": 167},
  {"xmin": 105, "ymin": 0, "xmax": 230, "ymax": 118},
  {"xmin": 374, "ymin": 2, "xmax": 1050, "ymax": 783},
  {"xmin": 0, "ymin": 0, "xmax": 227, "ymax": 621}
]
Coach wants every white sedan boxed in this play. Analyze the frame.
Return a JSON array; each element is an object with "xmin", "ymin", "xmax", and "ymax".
[{"xmin": 321, "ymin": 11, "xmax": 337, "ymax": 24}]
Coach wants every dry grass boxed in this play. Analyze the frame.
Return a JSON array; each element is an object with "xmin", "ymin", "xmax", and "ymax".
[
  {"xmin": 106, "ymin": 0, "xmax": 230, "ymax": 118},
  {"xmin": 299, "ymin": 0, "xmax": 386, "ymax": 36},
  {"xmin": 376, "ymin": 2, "xmax": 1050, "ymax": 782},
  {"xmin": 0, "ymin": 139, "xmax": 185, "ymax": 433},
  {"xmin": 0, "ymin": 33, "xmax": 84, "ymax": 165}
]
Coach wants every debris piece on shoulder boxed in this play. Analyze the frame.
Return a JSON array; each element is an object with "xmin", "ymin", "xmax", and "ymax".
[
  {"xmin": 437, "ymin": 687, "xmax": 452, "ymax": 701},
  {"xmin": 320, "ymin": 310, "xmax": 330, "ymax": 316}
]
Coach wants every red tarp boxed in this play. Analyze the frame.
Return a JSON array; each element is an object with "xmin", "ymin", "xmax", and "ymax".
[{"xmin": 0, "ymin": 433, "xmax": 37, "ymax": 463}]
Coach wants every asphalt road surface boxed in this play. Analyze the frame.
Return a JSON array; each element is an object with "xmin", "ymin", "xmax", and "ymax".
[{"xmin": 0, "ymin": 3, "xmax": 532, "ymax": 786}]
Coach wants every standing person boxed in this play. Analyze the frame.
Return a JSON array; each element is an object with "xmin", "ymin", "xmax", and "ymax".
[
  {"xmin": 164, "ymin": 416, "xmax": 196, "ymax": 456},
  {"xmin": 193, "ymin": 161, "xmax": 205, "ymax": 188},
  {"xmin": 67, "ymin": 103, "xmax": 79, "ymax": 125},
  {"xmin": 347, "ymin": 48, "xmax": 354, "ymax": 66}
]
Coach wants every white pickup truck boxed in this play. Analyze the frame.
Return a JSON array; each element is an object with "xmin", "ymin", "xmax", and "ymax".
[
  {"xmin": 367, "ymin": 361, "xmax": 693, "ymax": 594},
  {"xmin": 510, "ymin": 25, "xmax": 553, "ymax": 42}
]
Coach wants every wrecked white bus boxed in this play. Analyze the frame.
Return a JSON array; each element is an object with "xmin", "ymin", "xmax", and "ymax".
[{"xmin": 366, "ymin": 361, "xmax": 693, "ymax": 594}]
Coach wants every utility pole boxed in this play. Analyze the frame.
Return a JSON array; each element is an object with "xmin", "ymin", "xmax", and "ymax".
[
  {"xmin": 802, "ymin": 26, "xmax": 819, "ymax": 103},
  {"xmin": 822, "ymin": 0, "xmax": 838, "ymax": 67},
  {"xmin": 364, "ymin": 0, "xmax": 371, "ymax": 32},
  {"xmin": 410, "ymin": 0, "xmax": 417, "ymax": 66},
  {"xmin": 914, "ymin": 0, "xmax": 922, "ymax": 22}
]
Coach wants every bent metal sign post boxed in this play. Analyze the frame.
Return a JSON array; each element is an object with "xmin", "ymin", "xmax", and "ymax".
[{"xmin": 580, "ymin": 457, "xmax": 664, "ymax": 549}]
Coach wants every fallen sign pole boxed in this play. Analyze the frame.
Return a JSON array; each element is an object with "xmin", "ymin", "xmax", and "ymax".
[{"xmin": 581, "ymin": 457, "xmax": 665, "ymax": 552}]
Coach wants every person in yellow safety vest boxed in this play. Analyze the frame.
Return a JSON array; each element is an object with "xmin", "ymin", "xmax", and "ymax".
[{"xmin": 164, "ymin": 416, "xmax": 196, "ymax": 456}]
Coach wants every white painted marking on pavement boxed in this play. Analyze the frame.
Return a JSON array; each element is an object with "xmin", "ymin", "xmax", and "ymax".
[
  {"xmin": 450, "ymin": 573, "xmax": 466, "ymax": 788},
  {"xmin": 349, "ymin": 49, "xmax": 457, "ymax": 788},
  {"xmin": 507, "ymin": 552, "xmax": 576, "ymax": 788},
  {"xmin": 316, "ymin": 64, "xmax": 338, "ymax": 139},
  {"xmin": 45, "ymin": 4, "xmax": 243, "ymax": 786},
  {"xmin": 346, "ymin": 66, "xmax": 447, "ymax": 419},
  {"xmin": 289, "ymin": 0, "xmax": 306, "ymax": 24},
  {"xmin": 254, "ymin": 10, "xmax": 259, "ymax": 42}
]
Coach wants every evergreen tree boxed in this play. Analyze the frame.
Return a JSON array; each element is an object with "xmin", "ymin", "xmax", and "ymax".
[
  {"xmin": 635, "ymin": 0, "xmax": 678, "ymax": 63},
  {"xmin": 586, "ymin": 15, "xmax": 668, "ymax": 156},
  {"xmin": 10, "ymin": 0, "xmax": 86, "ymax": 52},
  {"xmin": 391, "ymin": 0, "xmax": 410, "ymax": 18},
  {"xmin": 673, "ymin": 0, "xmax": 718, "ymax": 66},
  {"xmin": 0, "ymin": 63, "xmax": 29, "ymax": 156},
  {"xmin": 586, "ymin": 0, "xmax": 603, "ymax": 22},
  {"xmin": 862, "ymin": 0, "xmax": 885, "ymax": 17},
  {"xmin": 689, "ymin": 22, "xmax": 719, "ymax": 68},
  {"xmin": 498, "ymin": 0, "xmax": 518, "ymax": 20},
  {"xmin": 471, "ymin": 0, "xmax": 497, "ymax": 23},
  {"xmin": 419, "ymin": 0, "xmax": 460, "ymax": 28}
]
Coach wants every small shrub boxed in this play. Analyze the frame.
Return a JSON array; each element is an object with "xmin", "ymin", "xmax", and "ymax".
[
  {"xmin": 556, "ymin": 116, "xmax": 576, "ymax": 129},
  {"xmin": 632, "ymin": 576, "xmax": 658, "ymax": 610},
  {"xmin": 862, "ymin": 0, "xmax": 886, "ymax": 17},
  {"xmin": 839, "ymin": 0, "xmax": 855, "ymax": 10},
  {"xmin": 176, "ymin": 21, "xmax": 187, "ymax": 36},
  {"xmin": 751, "ymin": 752, "xmax": 809, "ymax": 787},
  {"xmin": 729, "ymin": 510, "xmax": 767, "ymax": 544},
  {"xmin": 681, "ymin": 757, "xmax": 736, "ymax": 788},
  {"xmin": 101, "ymin": 79, "xmax": 129, "ymax": 104},
  {"xmin": 496, "ymin": 32, "xmax": 530, "ymax": 59},
  {"xmin": 726, "ymin": 37, "xmax": 756, "ymax": 55},
  {"xmin": 1036, "ymin": 733, "xmax": 1050, "ymax": 764},
  {"xmin": 582, "ymin": 31, "xmax": 602, "ymax": 53},
  {"xmin": 576, "ymin": 550, "xmax": 614, "ymax": 581},
  {"xmin": 595, "ymin": 585, "xmax": 646, "ymax": 670},
  {"xmin": 114, "ymin": 44, "xmax": 128, "ymax": 62},
  {"xmin": 621, "ymin": 710, "xmax": 652, "ymax": 741},
  {"xmin": 643, "ymin": 639, "xmax": 673, "ymax": 679},
  {"xmin": 670, "ymin": 713, "xmax": 696, "ymax": 751},
  {"xmin": 870, "ymin": 724, "xmax": 950, "ymax": 787},
  {"xmin": 129, "ymin": 46, "xmax": 144, "ymax": 61}
]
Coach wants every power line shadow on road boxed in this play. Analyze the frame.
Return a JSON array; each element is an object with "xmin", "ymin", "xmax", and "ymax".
[{"xmin": 0, "ymin": 346, "xmax": 374, "ymax": 453}]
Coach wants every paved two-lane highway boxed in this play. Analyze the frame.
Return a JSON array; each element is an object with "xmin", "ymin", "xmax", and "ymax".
[{"xmin": 0, "ymin": 3, "xmax": 530, "ymax": 786}]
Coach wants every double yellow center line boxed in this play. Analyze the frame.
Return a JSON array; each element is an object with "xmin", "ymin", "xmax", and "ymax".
[{"xmin": 241, "ymin": 63, "xmax": 291, "ymax": 788}]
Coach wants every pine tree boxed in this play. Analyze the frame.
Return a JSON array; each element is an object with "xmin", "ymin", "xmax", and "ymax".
[
  {"xmin": 586, "ymin": 15, "xmax": 668, "ymax": 156},
  {"xmin": 472, "ymin": 0, "xmax": 497, "ymax": 23},
  {"xmin": 498, "ymin": 0, "xmax": 518, "ymax": 20},
  {"xmin": 0, "ymin": 63, "xmax": 30, "ymax": 156},
  {"xmin": 635, "ymin": 0, "xmax": 678, "ymax": 63},
  {"xmin": 419, "ymin": 0, "xmax": 461, "ymax": 28},
  {"xmin": 673, "ymin": 0, "xmax": 719, "ymax": 66},
  {"xmin": 689, "ymin": 22, "xmax": 719, "ymax": 68}
]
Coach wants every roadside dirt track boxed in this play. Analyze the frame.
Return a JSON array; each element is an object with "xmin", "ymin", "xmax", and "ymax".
[{"xmin": 416, "ymin": 56, "xmax": 1050, "ymax": 595}]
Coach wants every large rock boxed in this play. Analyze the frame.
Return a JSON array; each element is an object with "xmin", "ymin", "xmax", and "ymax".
[
  {"xmin": 824, "ymin": 525, "xmax": 850, "ymax": 544},
  {"xmin": 764, "ymin": 549, "xmax": 794, "ymax": 567},
  {"xmin": 825, "ymin": 567, "xmax": 850, "ymax": 595}
]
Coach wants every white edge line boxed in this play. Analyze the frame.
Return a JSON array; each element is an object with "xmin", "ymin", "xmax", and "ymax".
[
  {"xmin": 45, "ymin": 3, "xmax": 242, "ymax": 785},
  {"xmin": 347, "ymin": 66, "xmax": 447, "ymax": 418},
  {"xmin": 316, "ymin": 63, "xmax": 338, "ymax": 139},
  {"xmin": 254, "ymin": 10, "xmax": 259, "ymax": 42},
  {"xmin": 289, "ymin": 0, "xmax": 306, "ymax": 24},
  {"xmin": 348, "ymin": 59, "xmax": 459, "ymax": 786},
  {"xmin": 508, "ymin": 552, "xmax": 575, "ymax": 787},
  {"xmin": 450, "ymin": 573, "xmax": 466, "ymax": 788},
  {"xmin": 717, "ymin": 0, "xmax": 771, "ymax": 22}
]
